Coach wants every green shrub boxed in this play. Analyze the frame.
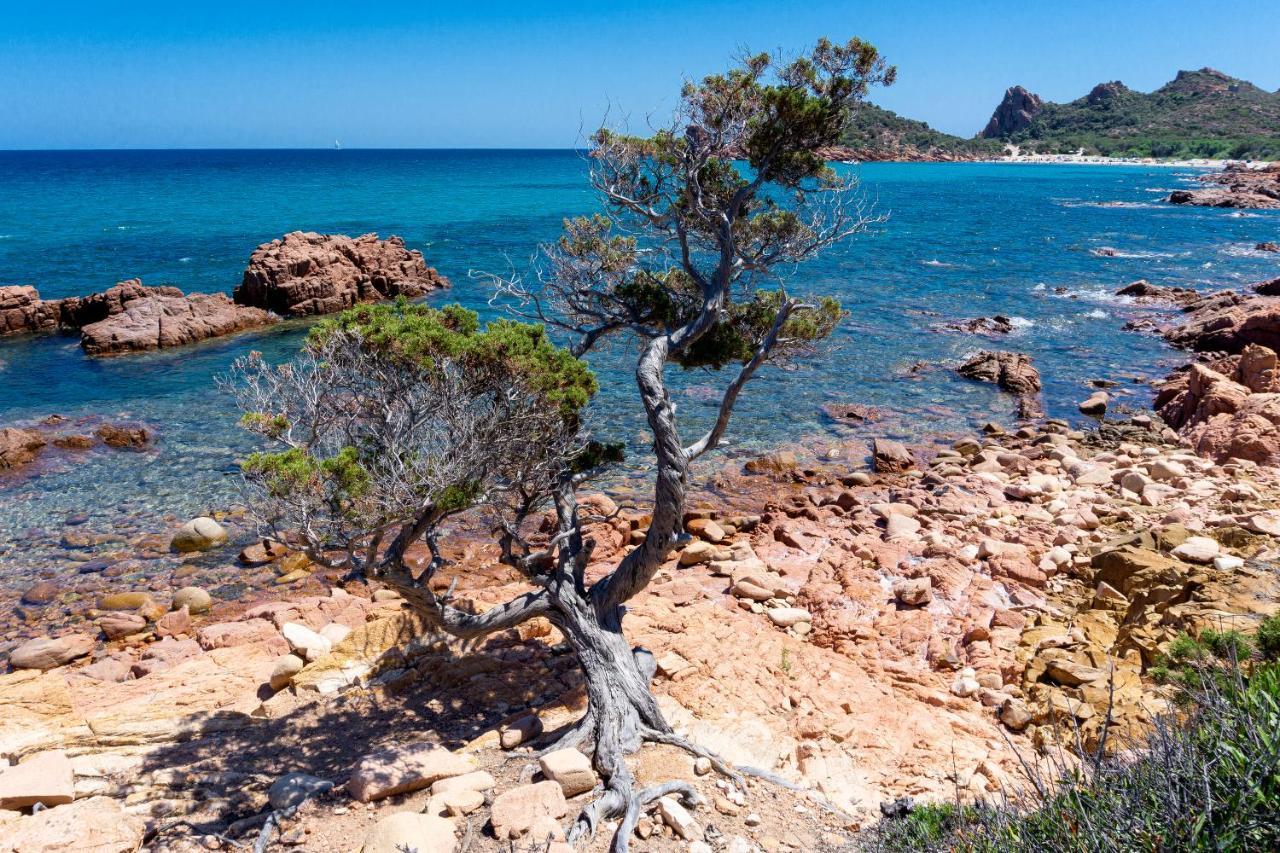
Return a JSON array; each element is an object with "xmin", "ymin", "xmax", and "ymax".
[
  {"xmin": 862, "ymin": 661, "xmax": 1280, "ymax": 852},
  {"xmin": 1258, "ymin": 614, "xmax": 1280, "ymax": 662}
]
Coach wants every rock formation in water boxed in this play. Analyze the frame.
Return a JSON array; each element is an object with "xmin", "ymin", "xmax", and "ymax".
[
  {"xmin": 980, "ymin": 86, "xmax": 1044, "ymax": 138},
  {"xmin": 1168, "ymin": 162, "xmax": 1280, "ymax": 209},
  {"xmin": 234, "ymin": 232, "xmax": 450, "ymax": 317},
  {"xmin": 0, "ymin": 285, "xmax": 61, "ymax": 335},
  {"xmin": 0, "ymin": 279, "xmax": 277, "ymax": 354},
  {"xmin": 79, "ymin": 287, "xmax": 276, "ymax": 356},
  {"xmin": 957, "ymin": 350, "xmax": 1044, "ymax": 418}
]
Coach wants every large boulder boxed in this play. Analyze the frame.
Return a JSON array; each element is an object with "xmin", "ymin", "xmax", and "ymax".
[
  {"xmin": 170, "ymin": 517, "xmax": 228, "ymax": 553},
  {"xmin": 235, "ymin": 231, "xmax": 449, "ymax": 316},
  {"xmin": 9, "ymin": 634, "xmax": 95, "ymax": 670}
]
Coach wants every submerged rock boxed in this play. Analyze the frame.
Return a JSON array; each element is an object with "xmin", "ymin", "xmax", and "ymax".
[
  {"xmin": 0, "ymin": 426, "xmax": 47, "ymax": 470},
  {"xmin": 235, "ymin": 231, "xmax": 449, "ymax": 316}
]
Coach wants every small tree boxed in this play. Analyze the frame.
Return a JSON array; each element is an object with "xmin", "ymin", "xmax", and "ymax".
[{"xmin": 231, "ymin": 38, "xmax": 892, "ymax": 851}]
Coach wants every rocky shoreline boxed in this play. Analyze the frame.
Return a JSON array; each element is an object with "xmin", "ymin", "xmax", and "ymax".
[
  {"xmin": 1167, "ymin": 161, "xmax": 1280, "ymax": 209},
  {"xmin": 0, "ymin": 232, "xmax": 449, "ymax": 355},
  {"xmin": 2, "ymin": 234, "xmax": 1280, "ymax": 850}
]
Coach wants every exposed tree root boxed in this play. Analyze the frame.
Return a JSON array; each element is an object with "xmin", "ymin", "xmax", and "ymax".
[{"xmin": 536, "ymin": 708, "xmax": 597, "ymax": 757}]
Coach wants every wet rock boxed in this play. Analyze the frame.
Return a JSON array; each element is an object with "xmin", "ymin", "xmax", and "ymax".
[
  {"xmin": 539, "ymin": 748, "xmax": 595, "ymax": 797},
  {"xmin": 744, "ymin": 449, "xmax": 797, "ymax": 475},
  {"xmin": 0, "ymin": 426, "xmax": 47, "ymax": 470},
  {"xmin": 490, "ymin": 780, "xmax": 568, "ymax": 840},
  {"xmin": 358, "ymin": 812, "xmax": 456, "ymax": 853},
  {"xmin": 170, "ymin": 517, "xmax": 228, "ymax": 553},
  {"xmin": 1258, "ymin": 242, "xmax": 1280, "ymax": 253},
  {"xmin": 9, "ymin": 634, "xmax": 94, "ymax": 670},
  {"xmin": 172, "ymin": 586, "xmax": 213, "ymax": 614},
  {"xmin": 1078, "ymin": 392, "xmax": 1108, "ymax": 416},
  {"xmin": 94, "ymin": 424, "xmax": 150, "ymax": 448},
  {"xmin": 20, "ymin": 581, "xmax": 60, "ymax": 606},
  {"xmin": 96, "ymin": 591, "xmax": 159, "ymax": 612},
  {"xmin": 238, "ymin": 539, "xmax": 289, "ymax": 566},
  {"xmin": 235, "ymin": 231, "xmax": 449, "ymax": 317},
  {"xmin": 957, "ymin": 350, "xmax": 1041, "ymax": 395},
  {"xmin": 347, "ymin": 741, "xmax": 477, "ymax": 803}
]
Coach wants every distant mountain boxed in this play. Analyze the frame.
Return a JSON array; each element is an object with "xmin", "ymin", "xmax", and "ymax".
[
  {"xmin": 837, "ymin": 103, "xmax": 1001, "ymax": 161},
  {"xmin": 979, "ymin": 69, "xmax": 1280, "ymax": 159}
]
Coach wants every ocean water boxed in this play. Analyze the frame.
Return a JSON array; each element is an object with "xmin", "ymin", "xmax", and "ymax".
[{"xmin": 1, "ymin": 150, "xmax": 1278, "ymax": 583}]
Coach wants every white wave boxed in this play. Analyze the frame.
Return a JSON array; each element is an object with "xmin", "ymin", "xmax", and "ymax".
[
  {"xmin": 1061, "ymin": 200, "xmax": 1163, "ymax": 209},
  {"xmin": 1008, "ymin": 316, "xmax": 1035, "ymax": 329},
  {"xmin": 1083, "ymin": 309, "xmax": 1108, "ymax": 319},
  {"xmin": 1032, "ymin": 283, "xmax": 1047, "ymax": 292},
  {"xmin": 920, "ymin": 259, "xmax": 955, "ymax": 268},
  {"xmin": 1091, "ymin": 247, "xmax": 1183, "ymax": 259},
  {"xmin": 1053, "ymin": 286, "xmax": 1131, "ymax": 305},
  {"xmin": 178, "ymin": 257, "xmax": 192, "ymax": 263}
]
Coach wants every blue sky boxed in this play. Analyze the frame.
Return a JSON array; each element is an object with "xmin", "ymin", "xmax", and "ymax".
[{"xmin": 2, "ymin": 0, "xmax": 1277, "ymax": 149}]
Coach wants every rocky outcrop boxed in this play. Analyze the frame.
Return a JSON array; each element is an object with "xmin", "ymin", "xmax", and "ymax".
[
  {"xmin": 1115, "ymin": 279, "xmax": 1200, "ymax": 306},
  {"xmin": 981, "ymin": 86, "xmax": 1043, "ymax": 138},
  {"xmin": 1167, "ymin": 162, "xmax": 1280, "ymax": 209},
  {"xmin": 0, "ymin": 285, "xmax": 60, "ymax": 335},
  {"xmin": 1163, "ymin": 291, "xmax": 1280, "ymax": 353},
  {"xmin": 235, "ymin": 232, "xmax": 449, "ymax": 317},
  {"xmin": 1155, "ymin": 345, "xmax": 1280, "ymax": 464},
  {"xmin": 935, "ymin": 315, "xmax": 1016, "ymax": 335},
  {"xmin": 957, "ymin": 350, "xmax": 1044, "ymax": 418},
  {"xmin": 0, "ymin": 279, "xmax": 277, "ymax": 355},
  {"xmin": 79, "ymin": 290, "xmax": 275, "ymax": 355}
]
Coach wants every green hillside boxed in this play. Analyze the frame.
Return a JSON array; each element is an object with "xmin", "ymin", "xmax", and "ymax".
[
  {"xmin": 983, "ymin": 69, "xmax": 1280, "ymax": 159},
  {"xmin": 840, "ymin": 103, "xmax": 1000, "ymax": 159}
]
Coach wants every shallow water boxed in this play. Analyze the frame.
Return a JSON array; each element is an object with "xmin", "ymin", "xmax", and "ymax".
[{"xmin": 1, "ymin": 151, "xmax": 1278, "ymax": 584}]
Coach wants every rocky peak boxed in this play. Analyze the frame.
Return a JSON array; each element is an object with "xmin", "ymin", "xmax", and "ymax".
[
  {"xmin": 980, "ymin": 85, "xmax": 1044, "ymax": 138},
  {"xmin": 1086, "ymin": 81, "xmax": 1130, "ymax": 105}
]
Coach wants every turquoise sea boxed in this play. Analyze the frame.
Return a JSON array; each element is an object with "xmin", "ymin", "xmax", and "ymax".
[{"xmin": 1, "ymin": 150, "xmax": 1278, "ymax": 585}]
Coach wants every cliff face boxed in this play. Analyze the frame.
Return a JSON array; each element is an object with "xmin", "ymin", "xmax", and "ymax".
[{"xmin": 980, "ymin": 86, "xmax": 1044, "ymax": 138}]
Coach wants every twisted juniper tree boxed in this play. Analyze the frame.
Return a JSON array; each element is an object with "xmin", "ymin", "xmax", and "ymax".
[{"xmin": 231, "ymin": 38, "xmax": 892, "ymax": 851}]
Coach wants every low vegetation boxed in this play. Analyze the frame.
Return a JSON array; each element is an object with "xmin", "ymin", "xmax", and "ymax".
[
  {"xmin": 838, "ymin": 103, "xmax": 1000, "ymax": 158},
  {"xmin": 866, "ymin": 615, "xmax": 1280, "ymax": 852}
]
